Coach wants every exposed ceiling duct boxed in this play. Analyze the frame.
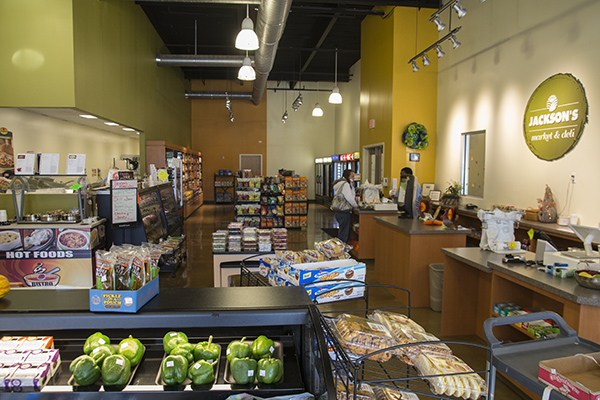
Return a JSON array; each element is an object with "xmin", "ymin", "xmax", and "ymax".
[
  {"xmin": 156, "ymin": 54, "xmax": 250, "ymax": 68},
  {"xmin": 251, "ymin": 0, "xmax": 293, "ymax": 105},
  {"xmin": 185, "ymin": 91, "xmax": 253, "ymax": 100}
]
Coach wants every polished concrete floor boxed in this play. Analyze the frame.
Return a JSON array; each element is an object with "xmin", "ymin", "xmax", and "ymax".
[{"xmin": 160, "ymin": 202, "xmax": 527, "ymax": 399}]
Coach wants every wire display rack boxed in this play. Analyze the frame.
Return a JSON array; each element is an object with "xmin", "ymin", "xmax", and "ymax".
[{"xmin": 306, "ymin": 280, "xmax": 493, "ymax": 400}]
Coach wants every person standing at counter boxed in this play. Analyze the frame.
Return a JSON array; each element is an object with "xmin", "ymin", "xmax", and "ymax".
[
  {"xmin": 332, "ymin": 169, "xmax": 358, "ymax": 243},
  {"xmin": 393, "ymin": 167, "xmax": 422, "ymax": 217}
]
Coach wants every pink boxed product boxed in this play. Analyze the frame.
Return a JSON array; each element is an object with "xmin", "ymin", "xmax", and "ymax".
[
  {"xmin": 539, "ymin": 352, "xmax": 600, "ymax": 400},
  {"xmin": 4, "ymin": 363, "xmax": 51, "ymax": 392},
  {"xmin": 0, "ymin": 350, "xmax": 28, "ymax": 366},
  {"xmin": 23, "ymin": 350, "xmax": 61, "ymax": 376}
]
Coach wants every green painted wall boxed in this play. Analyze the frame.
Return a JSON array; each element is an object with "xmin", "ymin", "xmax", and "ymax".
[
  {"xmin": 361, "ymin": 6, "xmax": 438, "ymax": 194},
  {"xmin": 0, "ymin": 0, "xmax": 192, "ymax": 171},
  {"xmin": 0, "ymin": 0, "xmax": 75, "ymax": 107}
]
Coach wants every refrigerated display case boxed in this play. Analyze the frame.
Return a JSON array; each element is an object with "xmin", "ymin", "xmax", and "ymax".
[
  {"xmin": 314, "ymin": 157, "xmax": 333, "ymax": 207},
  {"xmin": 0, "ymin": 286, "xmax": 335, "ymax": 399}
]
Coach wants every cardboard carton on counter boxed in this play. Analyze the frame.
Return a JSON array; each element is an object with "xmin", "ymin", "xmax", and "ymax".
[
  {"xmin": 539, "ymin": 352, "xmax": 600, "ymax": 400},
  {"xmin": 89, "ymin": 277, "xmax": 158, "ymax": 313},
  {"xmin": 278, "ymin": 259, "xmax": 366, "ymax": 286}
]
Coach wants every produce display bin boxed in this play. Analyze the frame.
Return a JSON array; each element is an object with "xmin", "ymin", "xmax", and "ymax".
[
  {"xmin": 0, "ymin": 286, "xmax": 334, "ymax": 399},
  {"xmin": 484, "ymin": 311, "xmax": 600, "ymax": 400},
  {"xmin": 89, "ymin": 276, "xmax": 159, "ymax": 312}
]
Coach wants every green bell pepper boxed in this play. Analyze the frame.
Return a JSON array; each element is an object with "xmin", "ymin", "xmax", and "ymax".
[
  {"xmin": 251, "ymin": 335, "xmax": 275, "ymax": 359},
  {"xmin": 70, "ymin": 354, "xmax": 101, "ymax": 386},
  {"xmin": 102, "ymin": 354, "xmax": 131, "ymax": 386},
  {"xmin": 187, "ymin": 360, "xmax": 214, "ymax": 385},
  {"xmin": 83, "ymin": 332, "xmax": 110, "ymax": 354},
  {"xmin": 226, "ymin": 337, "xmax": 252, "ymax": 363},
  {"xmin": 193, "ymin": 335, "xmax": 219, "ymax": 364},
  {"xmin": 163, "ymin": 331, "xmax": 189, "ymax": 354},
  {"xmin": 161, "ymin": 354, "xmax": 188, "ymax": 385},
  {"xmin": 230, "ymin": 357, "xmax": 258, "ymax": 385},
  {"xmin": 89, "ymin": 344, "xmax": 116, "ymax": 368},
  {"xmin": 170, "ymin": 342, "xmax": 194, "ymax": 364},
  {"xmin": 117, "ymin": 336, "xmax": 144, "ymax": 366},
  {"xmin": 257, "ymin": 357, "xmax": 283, "ymax": 384}
]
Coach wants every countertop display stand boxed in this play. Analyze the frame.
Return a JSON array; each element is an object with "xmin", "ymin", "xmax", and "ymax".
[
  {"xmin": 9, "ymin": 175, "xmax": 87, "ymax": 222},
  {"xmin": 484, "ymin": 311, "xmax": 600, "ymax": 400}
]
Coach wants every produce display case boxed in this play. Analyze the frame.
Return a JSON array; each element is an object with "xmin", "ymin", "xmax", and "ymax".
[{"xmin": 0, "ymin": 286, "xmax": 334, "ymax": 399}]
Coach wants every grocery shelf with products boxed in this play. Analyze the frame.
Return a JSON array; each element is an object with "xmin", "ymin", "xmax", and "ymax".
[
  {"xmin": 145, "ymin": 141, "xmax": 203, "ymax": 219},
  {"xmin": 235, "ymin": 177, "xmax": 261, "ymax": 227},
  {"xmin": 260, "ymin": 176, "xmax": 285, "ymax": 228},
  {"xmin": 284, "ymin": 176, "xmax": 308, "ymax": 229},
  {"xmin": 214, "ymin": 174, "xmax": 234, "ymax": 204},
  {"xmin": 0, "ymin": 286, "xmax": 334, "ymax": 398}
]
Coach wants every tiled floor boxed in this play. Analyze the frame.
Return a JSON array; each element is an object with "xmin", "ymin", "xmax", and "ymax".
[{"xmin": 160, "ymin": 202, "xmax": 527, "ymax": 399}]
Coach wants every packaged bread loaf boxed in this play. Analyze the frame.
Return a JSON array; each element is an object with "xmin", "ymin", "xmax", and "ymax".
[
  {"xmin": 336, "ymin": 380, "xmax": 375, "ymax": 400},
  {"xmin": 333, "ymin": 314, "xmax": 393, "ymax": 362},
  {"xmin": 277, "ymin": 250, "xmax": 303, "ymax": 265},
  {"xmin": 412, "ymin": 350, "xmax": 487, "ymax": 400},
  {"xmin": 315, "ymin": 238, "xmax": 350, "ymax": 259},
  {"xmin": 301, "ymin": 249, "xmax": 328, "ymax": 263},
  {"xmin": 372, "ymin": 386, "xmax": 420, "ymax": 400}
]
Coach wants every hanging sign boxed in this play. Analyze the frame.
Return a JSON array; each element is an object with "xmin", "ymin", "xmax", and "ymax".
[{"xmin": 523, "ymin": 73, "xmax": 588, "ymax": 161}]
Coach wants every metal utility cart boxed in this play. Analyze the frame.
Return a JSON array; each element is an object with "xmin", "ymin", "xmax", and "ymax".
[{"xmin": 484, "ymin": 311, "xmax": 600, "ymax": 400}]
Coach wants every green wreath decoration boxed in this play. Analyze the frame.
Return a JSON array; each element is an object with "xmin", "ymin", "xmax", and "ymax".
[{"xmin": 402, "ymin": 122, "xmax": 429, "ymax": 150}]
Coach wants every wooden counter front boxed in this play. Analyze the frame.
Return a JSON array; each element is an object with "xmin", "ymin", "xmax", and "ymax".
[
  {"xmin": 350, "ymin": 209, "xmax": 399, "ymax": 259},
  {"xmin": 441, "ymin": 247, "xmax": 600, "ymax": 343},
  {"xmin": 373, "ymin": 217, "xmax": 468, "ymax": 307}
]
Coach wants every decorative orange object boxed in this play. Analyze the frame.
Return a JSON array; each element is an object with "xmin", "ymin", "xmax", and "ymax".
[{"xmin": 0, "ymin": 275, "xmax": 9, "ymax": 298}]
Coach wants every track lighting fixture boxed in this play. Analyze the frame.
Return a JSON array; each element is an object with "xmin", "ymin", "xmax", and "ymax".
[
  {"xmin": 433, "ymin": 15, "xmax": 446, "ymax": 32},
  {"xmin": 422, "ymin": 53, "xmax": 430, "ymax": 67},
  {"xmin": 292, "ymin": 93, "xmax": 303, "ymax": 111},
  {"xmin": 408, "ymin": 27, "xmax": 461, "ymax": 72},
  {"xmin": 312, "ymin": 103, "xmax": 323, "ymax": 117},
  {"xmin": 329, "ymin": 49, "xmax": 342, "ymax": 104},
  {"xmin": 237, "ymin": 52, "xmax": 256, "ymax": 81},
  {"xmin": 411, "ymin": 60, "xmax": 419, "ymax": 72},
  {"xmin": 435, "ymin": 44, "xmax": 445, "ymax": 58},
  {"xmin": 281, "ymin": 110, "xmax": 288, "ymax": 123},
  {"xmin": 226, "ymin": 94, "xmax": 234, "ymax": 122},
  {"xmin": 452, "ymin": 0, "xmax": 467, "ymax": 18},
  {"xmin": 235, "ymin": 4, "xmax": 259, "ymax": 51},
  {"xmin": 451, "ymin": 32, "xmax": 461, "ymax": 49}
]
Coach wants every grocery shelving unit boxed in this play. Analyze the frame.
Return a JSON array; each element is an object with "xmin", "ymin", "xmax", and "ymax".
[
  {"xmin": 234, "ymin": 177, "xmax": 262, "ymax": 227},
  {"xmin": 214, "ymin": 174, "xmax": 235, "ymax": 204},
  {"xmin": 145, "ymin": 140, "xmax": 203, "ymax": 219},
  {"xmin": 260, "ymin": 176, "xmax": 285, "ymax": 228},
  {"xmin": 284, "ymin": 176, "xmax": 308, "ymax": 229}
]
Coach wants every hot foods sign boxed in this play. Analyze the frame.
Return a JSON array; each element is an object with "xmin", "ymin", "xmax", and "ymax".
[{"xmin": 523, "ymin": 73, "xmax": 588, "ymax": 161}]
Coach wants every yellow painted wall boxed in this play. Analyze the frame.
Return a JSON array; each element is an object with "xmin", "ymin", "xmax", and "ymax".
[
  {"xmin": 361, "ymin": 6, "xmax": 438, "ymax": 193},
  {"xmin": 0, "ymin": 0, "xmax": 75, "ymax": 107},
  {"xmin": 190, "ymin": 80, "xmax": 266, "ymax": 202},
  {"xmin": 391, "ymin": 7, "xmax": 438, "ymax": 186}
]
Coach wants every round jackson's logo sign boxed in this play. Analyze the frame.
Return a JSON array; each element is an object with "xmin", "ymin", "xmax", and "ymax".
[{"xmin": 523, "ymin": 73, "xmax": 588, "ymax": 161}]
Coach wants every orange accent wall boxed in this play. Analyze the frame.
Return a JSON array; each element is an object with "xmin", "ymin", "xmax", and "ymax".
[{"xmin": 190, "ymin": 80, "xmax": 267, "ymax": 202}]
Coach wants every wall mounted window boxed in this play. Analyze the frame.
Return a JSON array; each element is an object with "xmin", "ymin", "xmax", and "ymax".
[{"xmin": 460, "ymin": 130, "xmax": 485, "ymax": 197}]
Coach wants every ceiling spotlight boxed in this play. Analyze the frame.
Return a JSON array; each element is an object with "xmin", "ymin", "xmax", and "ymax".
[
  {"xmin": 329, "ymin": 49, "xmax": 342, "ymax": 104},
  {"xmin": 451, "ymin": 33, "xmax": 461, "ymax": 49},
  {"xmin": 312, "ymin": 103, "xmax": 323, "ymax": 117},
  {"xmin": 237, "ymin": 53, "xmax": 256, "ymax": 81},
  {"xmin": 411, "ymin": 60, "xmax": 419, "ymax": 72},
  {"xmin": 281, "ymin": 111, "xmax": 288, "ymax": 123},
  {"xmin": 452, "ymin": 0, "xmax": 467, "ymax": 18},
  {"xmin": 433, "ymin": 15, "xmax": 446, "ymax": 32},
  {"xmin": 422, "ymin": 53, "xmax": 431, "ymax": 67},
  {"xmin": 435, "ymin": 44, "xmax": 445, "ymax": 58},
  {"xmin": 235, "ymin": 4, "xmax": 259, "ymax": 51},
  {"xmin": 292, "ymin": 93, "xmax": 303, "ymax": 111}
]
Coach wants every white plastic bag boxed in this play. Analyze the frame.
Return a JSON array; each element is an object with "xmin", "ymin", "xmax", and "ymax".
[
  {"xmin": 478, "ymin": 208, "xmax": 522, "ymax": 250},
  {"xmin": 361, "ymin": 181, "xmax": 383, "ymax": 204}
]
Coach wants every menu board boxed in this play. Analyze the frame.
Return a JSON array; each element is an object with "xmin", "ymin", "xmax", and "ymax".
[
  {"xmin": 158, "ymin": 184, "xmax": 181, "ymax": 234},
  {"xmin": 138, "ymin": 187, "xmax": 167, "ymax": 243},
  {"xmin": 111, "ymin": 180, "xmax": 138, "ymax": 228}
]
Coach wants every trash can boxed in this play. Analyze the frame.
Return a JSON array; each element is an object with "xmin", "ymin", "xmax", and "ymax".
[{"xmin": 429, "ymin": 263, "xmax": 444, "ymax": 312}]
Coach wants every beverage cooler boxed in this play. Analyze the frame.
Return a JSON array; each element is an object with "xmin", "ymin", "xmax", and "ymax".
[
  {"xmin": 332, "ymin": 152, "xmax": 360, "ymax": 183},
  {"xmin": 314, "ymin": 157, "xmax": 333, "ymax": 207},
  {"xmin": 0, "ymin": 286, "xmax": 335, "ymax": 399}
]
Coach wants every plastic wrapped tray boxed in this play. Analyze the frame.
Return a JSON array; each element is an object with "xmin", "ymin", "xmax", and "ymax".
[
  {"xmin": 333, "ymin": 314, "xmax": 394, "ymax": 362},
  {"xmin": 372, "ymin": 386, "xmax": 421, "ymax": 400},
  {"xmin": 412, "ymin": 350, "xmax": 487, "ymax": 400}
]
